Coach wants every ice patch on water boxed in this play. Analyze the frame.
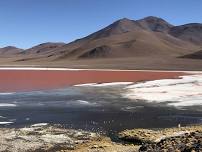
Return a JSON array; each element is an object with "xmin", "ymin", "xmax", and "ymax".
[
  {"xmin": 31, "ymin": 123, "xmax": 48, "ymax": 127},
  {"xmin": 123, "ymin": 74, "xmax": 202, "ymax": 107},
  {"xmin": 0, "ymin": 92, "xmax": 16, "ymax": 95},
  {"xmin": 76, "ymin": 100, "xmax": 90, "ymax": 104},
  {"xmin": 0, "ymin": 122, "xmax": 13, "ymax": 125},
  {"xmin": 76, "ymin": 100, "xmax": 97, "ymax": 106},
  {"xmin": 121, "ymin": 106, "xmax": 144, "ymax": 111},
  {"xmin": 0, "ymin": 103, "xmax": 17, "ymax": 107}
]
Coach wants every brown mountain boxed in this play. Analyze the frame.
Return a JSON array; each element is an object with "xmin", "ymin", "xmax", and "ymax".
[
  {"xmin": 0, "ymin": 46, "xmax": 23, "ymax": 57},
  {"xmin": 44, "ymin": 16, "xmax": 199, "ymax": 60},
  {"xmin": 169, "ymin": 23, "xmax": 202, "ymax": 45},
  {"xmin": 1, "ymin": 16, "xmax": 202, "ymax": 70},
  {"xmin": 24, "ymin": 42, "xmax": 65, "ymax": 55},
  {"xmin": 136, "ymin": 16, "xmax": 173, "ymax": 32}
]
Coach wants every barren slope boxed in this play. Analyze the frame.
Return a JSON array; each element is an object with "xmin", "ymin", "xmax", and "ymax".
[{"xmin": 1, "ymin": 16, "xmax": 202, "ymax": 70}]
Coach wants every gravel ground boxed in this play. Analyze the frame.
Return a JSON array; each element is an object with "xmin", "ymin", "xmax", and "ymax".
[{"xmin": 0, "ymin": 124, "xmax": 202, "ymax": 152}]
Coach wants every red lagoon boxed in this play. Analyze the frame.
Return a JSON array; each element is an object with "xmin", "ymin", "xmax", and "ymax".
[{"xmin": 0, "ymin": 69, "xmax": 186, "ymax": 92}]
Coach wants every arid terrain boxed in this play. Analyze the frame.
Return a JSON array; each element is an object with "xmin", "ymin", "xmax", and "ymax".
[
  {"xmin": 0, "ymin": 16, "xmax": 202, "ymax": 70},
  {"xmin": 1, "ymin": 124, "xmax": 201, "ymax": 152}
]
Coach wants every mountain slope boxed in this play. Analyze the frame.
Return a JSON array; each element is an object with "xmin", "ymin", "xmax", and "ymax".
[
  {"xmin": 180, "ymin": 50, "xmax": 202, "ymax": 59},
  {"xmin": 24, "ymin": 42, "xmax": 65, "ymax": 55},
  {"xmin": 0, "ymin": 46, "xmax": 23, "ymax": 57},
  {"xmin": 136, "ymin": 16, "xmax": 173, "ymax": 32},
  {"xmin": 46, "ymin": 17, "xmax": 199, "ymax": 60},
  {"xmin": 169, "ymin": 23, "xmax": 202, "ymax": 45},
  {"xmin": 6, "ymin": 16, "xmax": 202, "ymax": 63}
]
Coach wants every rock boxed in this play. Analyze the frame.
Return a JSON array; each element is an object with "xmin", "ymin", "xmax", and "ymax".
[
  {"xmin": 0, "ymin": 124, "xmax": 99, "ymax": 152},
  {"xmin": 119, "ymin": 125, "xmax": 202, "ymax": 151}
]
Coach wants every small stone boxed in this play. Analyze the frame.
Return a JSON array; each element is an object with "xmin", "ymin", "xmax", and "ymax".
[{"xmin": 91, "ymin": 145, "xmax": 99, "ymax": 149}]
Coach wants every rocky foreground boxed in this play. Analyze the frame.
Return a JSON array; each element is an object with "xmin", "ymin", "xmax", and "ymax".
[
  {"xmin": 119, "ymin": 125, "xmax": 202, "ymax": 152},
  {"xmin": 0, "ymin": 124, "xmax": 201, "ymax": 152},
  {"xmin": 0, "ymin": 123, "xmax": 137, "ymax": 152}
]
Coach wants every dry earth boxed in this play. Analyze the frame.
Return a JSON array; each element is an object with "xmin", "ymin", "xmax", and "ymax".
[{"xmin": 0, "ymin": 124, "xmax": 201, "ymax": 152}]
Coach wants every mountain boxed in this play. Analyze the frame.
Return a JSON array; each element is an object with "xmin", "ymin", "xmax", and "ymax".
[
  {"xmin": 24, "ymin": 42, "xmax": 65, "ymax": 55},
  {"xmin": 169, "ymin": 23, "xmax": 202, "ymax": 45},
  {"xmin": 84, "ymin": 18, "xmax": 142, "ymax": 39},
  {"xmin": 136, "ymin": 16, "xmax": 173, "ymax": 32},
  {"xmin": 0, "ymin": 46, "xmax": 23, "ymax": 57},
  {"xmin": 43, "ymin": 16, "xmax": 199, "ymax": 60},
  {"xmin": 1, "ymin": 16, "xmax": 202, "ymax": 70}
]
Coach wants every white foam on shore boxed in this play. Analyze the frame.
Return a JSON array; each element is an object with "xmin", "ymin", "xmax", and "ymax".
[
  {"xmin": 0, "ymin": 67, "xmax": 81, "ymax": 71},
  {"xmin": 0, "ymin": 67, "xmax": 200, "ymax": 73},
  {"xmin": 123, "ymin": 74, "xmax": 202, "ymax": 107},
  {"xmin": 0, "ymin": 103, "xmax": 17, "ymax": 107},
  {"xmin": 0, "ymin": 122, "xmax": 13, "ymax": 125},
  {"xmin": 74, "ymin": 83, "xmax": 97, "ymax": 87},
  {"xmin": 75, "ymin": 82, "xmax": 134, "ymax": 87}
]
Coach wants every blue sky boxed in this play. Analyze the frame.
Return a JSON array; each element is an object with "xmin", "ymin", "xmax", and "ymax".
[{"xmin": 0, "ymin": 0, "xmax": 201, "ymax": 49}]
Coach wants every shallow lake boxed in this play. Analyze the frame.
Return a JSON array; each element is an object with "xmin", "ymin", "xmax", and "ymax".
[{"xmin": 0, "ymin": 84, "xmax": 202, "ymax": 138}]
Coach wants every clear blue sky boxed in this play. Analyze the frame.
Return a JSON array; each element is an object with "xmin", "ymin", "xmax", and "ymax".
[{"xmin": 0, "ymin": 0, "xmax": 201, "ymax": 49}]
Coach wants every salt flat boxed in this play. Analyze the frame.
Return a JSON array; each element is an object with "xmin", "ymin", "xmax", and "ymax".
[{"xmin": 122, "ymin": 73, "xmax": 202, "ymax": 107}]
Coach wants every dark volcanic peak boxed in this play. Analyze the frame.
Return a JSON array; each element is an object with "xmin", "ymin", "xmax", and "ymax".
[
  {"xmin": 109, "ymin": 17, "xmax": 140, "ymax": 31},
  {"xmin": 85, "ymin": 17, "xmax": 141, "ymax": 40},
  {"xmin": 169, "ymin": 23, "xmax": 202, "ymax": 44},
  {"xmin": 141, "ymin": 16, "xmax": 168, "ymax": 22},
  {"xmin": 116, "ymin": 17, "xmax": 132, "ymax": 22},
  {"xmin": 114, "ymin": 17, "xmax": 136, "ymax": 26},
  {"xmin": 87, "ymin": 16, "xmax": 174, "ymax": 40},
  {"xmin": 137, "ymin": 16, "xmax": 173, "ymax": 32}
]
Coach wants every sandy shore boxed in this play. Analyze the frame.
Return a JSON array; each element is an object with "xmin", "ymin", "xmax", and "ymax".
[{"xmin": 0, "ymin": 67, "xmax": 187, "ymax": 92}]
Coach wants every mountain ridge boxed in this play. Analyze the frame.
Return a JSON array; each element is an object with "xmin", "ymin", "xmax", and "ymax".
[{"xmin": 1, "ymin": 16, "xmax": 202, "ymax": 62}]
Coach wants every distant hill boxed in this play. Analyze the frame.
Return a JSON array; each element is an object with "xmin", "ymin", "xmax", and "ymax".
[
  {"xmin": 0, "ymin": 46, "xmax": 23, "ymax": 57},
  {"xmin": 24, "ymin": 42, "xmax": 65, "ymax": 55}
]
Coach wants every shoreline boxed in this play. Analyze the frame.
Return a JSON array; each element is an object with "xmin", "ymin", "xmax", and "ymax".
[{"xmin": 0, "ymin": 67, "xmax": 201, "ymax": 73}]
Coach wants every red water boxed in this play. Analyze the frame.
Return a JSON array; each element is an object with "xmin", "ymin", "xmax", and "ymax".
[{"xmin": 0, "ymin": 70, "xmax": 185, "ymax": 92}]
